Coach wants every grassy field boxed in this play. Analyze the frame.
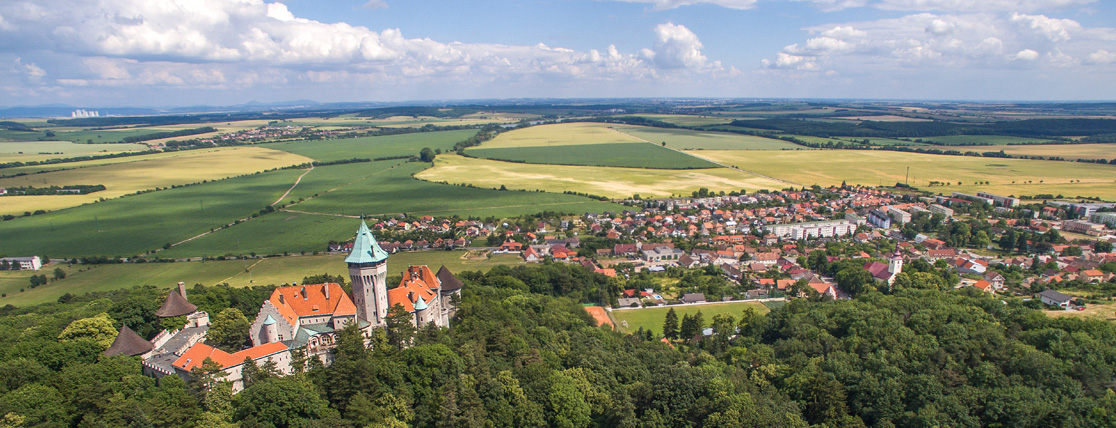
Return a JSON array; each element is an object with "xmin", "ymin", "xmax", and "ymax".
[
  {"xmin": 0, "ymin": 251, "xmax": 524, "ymax": 307},
  {"xmin": 615, "ymin": 125, "xmax": 803, "ymax": 150},
  {"xmin": 964, "ymin": 143, "xmax": 1116, "ymax": 161},
  {"xmin": 1045, "ymin": 302, "xmax": 1116, "ymax": 323},
  {"xmin": 0, "ymin": 140, "xmax": 149, "ymax": 155},
  {"xmin": 620, "ymin": 114, "xmax": 735, "ymax": 127},
  {"xmin": 482, "ymin": 122, "xmax": 645, "ymax": 149},
  {"xmin": 467, "ymin": 142, "xmax": 719, "ymax": 169},
  {"xmin": 0, "ymin": 147, "xmax": 311, "ymax": 215},
  {"xmin": 260, "ymin": 129, "xmax": 477, "ymax": 162},
  {"xmin": 291, "ymin": 161, "xmax": 625, "ymax": 218},
  {"xmin": 0, "ymin": 168, "xmax": 305, "ymax": 258},
  {"xmin": 611, "ymin": 301, "xmax": 770, "ymax": 336},
  {"xmin": 692, "ymin": 150, "xmax": 1116, "ymax": 199},
  {"xmin": 921, "ymin": 135, "xmax": 1056, "ymax": 146},
  {"xmin": 416, "ymin": 154, "xmax": 786, "ymax": 199}
]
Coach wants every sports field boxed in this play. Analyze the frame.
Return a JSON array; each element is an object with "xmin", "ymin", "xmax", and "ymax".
[
  {"xmin": 611, "ymin": 301, "xmax": 770, "ymax": 336},
  {"xmin": 692, "ymin": 150, "xmax": 1116, "ymax": 199},
  {"xmin": 0, "ymin": 251, "xmax": 523, "ymax": 307},
  {"xmin": 0, "ymin": 147, "xmax": 311, "ymax": 215},
  {"xmin": 467, "ymin": 142, "xmax": 719, "ymax": 169},
  {"xmin": 614, "ymin": 125, "xmax": 803, "ymax": 150},
  {"xmin": 964, "ymin": 143, "xmax": 1116, "ymax": 161},
  {"xmin": 260, "ymin": 129, "xmax": 477, "ymax": 162},
  {"xmin": 481, "ymin": 122, "xmax": 645, "ymax": 148},
  {"xmin": 416, "ymin": 154, "xmax": 785, "ymax": 199}
]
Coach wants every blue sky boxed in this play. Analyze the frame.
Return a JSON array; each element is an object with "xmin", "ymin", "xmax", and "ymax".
[{"xmin": 1, "ymin": 0, "xmax": 1114, "ymax": 106}]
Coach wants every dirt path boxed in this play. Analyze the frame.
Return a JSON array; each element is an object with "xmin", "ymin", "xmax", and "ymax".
[
  {"xmin": 272, "ymin": 166, "xmax": 314, "ymax": 206},
  {"xmin": 610, "ymin": 127, "xmax": 801, "ymax": 186}
]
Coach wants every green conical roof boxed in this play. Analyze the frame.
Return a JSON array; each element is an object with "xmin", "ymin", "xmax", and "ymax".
[
  {"xmin": 263, "ymin": 315, "xmax": 277, "ymax": 325},
  {"xmin": 413, "ymin": 296, "xmax": 428, "ymax": 311},
  {"xmin": 345, "ymin": 221, "xmax": 389, "ymax": 264}
]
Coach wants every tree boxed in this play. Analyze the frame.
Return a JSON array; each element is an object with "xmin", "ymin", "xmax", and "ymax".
[
  {"xmin": 1096, "ymin": 241, "xmax": 1113, "ymax": 253},
  {"xmin": 835, "ymin": 267, "xmax": 875, "ymax": 297},
  {"xmin": 385, "ymin": 303, "xmax": 416, "ymax": 350},
  {"xmin": 58, "ymin": 313, "xmax": 117, "ymax": 350},
  {"xmin": 232, "ymin": 377, "xmax": 335, "ymax": 426},
  {"xmin": 52, "ymin": 267, "xmax": 66, "ymax": 280},
  {"xmin": 207, "ymin": 308, "xmax": 250, "ymax": 353},
  {"xmin": 420, "ymin": 147, "xmax": 436, "ymax": 162},
  {"xmin": 662, "ymin": 308, "xmax": 679, "ymax": 340}
]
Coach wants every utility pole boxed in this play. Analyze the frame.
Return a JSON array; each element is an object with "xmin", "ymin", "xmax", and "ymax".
[{"xmin": 905, "ymin": 166, "xmax": 910, "ymax": 185}]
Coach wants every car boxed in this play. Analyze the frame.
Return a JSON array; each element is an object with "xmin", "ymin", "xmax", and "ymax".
[{"xmin": 1076, "ymin": 307, "xmax": 1086, "ymax": 311}]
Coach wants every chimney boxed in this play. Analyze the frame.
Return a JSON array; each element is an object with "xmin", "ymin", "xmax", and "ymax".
[
  {"xmin": 323, "ymin": 284, "xmax": 330, "ymax": 300},
  {"xmin": 301, "ymin": 286, "xmax": 307, "ymax": 300},
  {"xmin": 177, "ymin": 282, "xmax": 187, "ymax": 300},
  {"xmin": 279, "ymin": 294, "xmax": 285, "ymax": 304}
]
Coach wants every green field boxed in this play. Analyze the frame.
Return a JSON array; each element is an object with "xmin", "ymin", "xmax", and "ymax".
[
  {"xmin": 611, "ymin": 301, "xmax": 770, "ymax": 336},
  {"xmin": 0, "ymin": 128, "xmax": 178, "ymax": 144},
  {"xmin": 260, "ymin": 129, "xmax": 478, "ymax": 162},
  {"xmin": 467, "ymin": 142, "xmax": 719, "ymax": 169},
  {"xmin": 619, "ymin": 114, "xmax": 735, "ymax": 127},
  {"xmin": 0, "ymin": 251, "xmax": 524, "ymax": 307},
  {"xmin": 920, "ymin": 135, "xmax": 1055, "ymax": 146},
  {"xmin": 482, "ymin": 122, "xmax": 645, "ymax": 148},
  {"xmin": 0, "ymin": 168, "xmax": 304, "ymax": 258},
  {"xmin": 965, "ymin": 143, "xmax": 1116, "ymax": 161},
  {"xmin": 694, "ymin": 149, "xmax": 1116, "ymax": 200},
  {"xmin": 290, "ymin": 161, "xmax": 625, "ymax": 218},
  {"xmin": 0, "ymin": 140, "xmax": 149, "ymax": 155},
  {"xmin": 157, "ymin": 212, "xmax": 360, "ymax": 258},
  {"xmin": 616, "ymin": 125, "xmax": 804, "ymax": 150}
]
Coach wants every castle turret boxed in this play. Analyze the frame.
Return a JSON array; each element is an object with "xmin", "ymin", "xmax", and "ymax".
[
  {"xmin": 413, "ymin": 296, "xmax": 429, "ymax": 325},
  {"xmin": 887, "ymin": 250, "xmax": 903, "ymax": 286},
  {"xmin": 346, "ymin": 221, "xmax": 390, "ymax": 327},
  {"xmin": 262, "ymin": 315, "xmax": 279, "ymax": 344}
]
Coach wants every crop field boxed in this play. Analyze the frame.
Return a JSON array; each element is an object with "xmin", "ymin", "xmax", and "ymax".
[
  {"xmin": 467, "ymin": 142, "xmax": 719, "ymax": 169},
  {"xmin": 0, "ymin": 140, "xmax": 149, "ymax": 155},
  {"xmin": 611, "ymin": 301, "xmax": 770, "ymax": 336},
  {"xmin": 621, "ymin": 114, "xmax": 735, "ymax": 127},
  {"xmin": 0, "ymin": 251, "xmax": 524, "ymax": 307},
  {"xmin": 964, "ymin": 143, "xmax": 1116, "ymax": 161},
  {"xmin": 416, "ymin": 154, "xmax": 786, "ymax": 199},
  {"xmin": 290, "ymin": 160, "xmax": 625, "ymax": 218},
  {"xmin": 0, "ymin": 168, "xmax": 305, "ymax": 258},
  {"xmin": 482, "ymin": 122, "xmax": 645, "ymax": 148},
  {"xmin": 692, "ymin": 150, "xmax": 1116, "ymax": 199},
  {"xmin": 0, "ymin": 147, "xmax": 311, "ymax": 215},
  {"xmin": 260, "ymin": 129, "xmax": 477, "ymax": 162},
  {"xmin": 920, "ymin": 135, "xmax": 1055, "ymax": 146},
  {"xmin": 613, "ymin": 125, "xmax": 803, "ymax": 150}
]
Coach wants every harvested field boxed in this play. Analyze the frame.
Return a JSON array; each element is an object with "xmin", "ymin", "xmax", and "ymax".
[{"xmin": 481, "ymin": 122, "xmax": 645, "ymax": 148}]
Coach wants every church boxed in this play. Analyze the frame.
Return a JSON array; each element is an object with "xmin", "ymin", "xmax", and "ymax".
[{"xmin": 105, "ymin": 220, "xmax": 463, "ymax": 391}]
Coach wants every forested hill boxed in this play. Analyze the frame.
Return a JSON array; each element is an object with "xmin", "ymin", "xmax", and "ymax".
[{"xmin": 1, "ymin": 263, "xmax": 1115, "ymax": 427}]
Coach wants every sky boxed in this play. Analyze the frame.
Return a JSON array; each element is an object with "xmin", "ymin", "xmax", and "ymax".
[{"xmin": 1, "ymin": 0, "xmax": 1114, "ymax": 107}]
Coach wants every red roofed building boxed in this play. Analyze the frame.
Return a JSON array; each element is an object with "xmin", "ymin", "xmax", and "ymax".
[{"xmin": 172, "ymin": 342, "xmax": 292, "ymax": 392}]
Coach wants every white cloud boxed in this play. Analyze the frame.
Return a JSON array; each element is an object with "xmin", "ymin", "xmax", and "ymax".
[
  {"xmin": 14, "ymin": 58, "xmax": 46, "ymax": 79},
  {"xmin": 1012, "ymin": 49, "xmax": 1040, "ymax": 60},
  {"xmin": 363, "ymin": 0, "xmax": 388, "ymax": 9},
  {"xmin": 870, "ymin": 0, "xmax": 1094, "ymax": 13},
  {"xmin": 1010, "ymin": 13, "xmax": 1080, "ymax": 42},
  {"xmin": 616, "ymin": 0, "xmax": 758, "ymax": 10},
  {"xmin": 1086, "ymin": 50, "xmax": 1116, "ymax": 65},
  {"xmin": 648, "ymin": 22, "xmax": 707, "ymax": 68}
]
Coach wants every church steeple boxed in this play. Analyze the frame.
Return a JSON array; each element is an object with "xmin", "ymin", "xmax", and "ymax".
[{"xmin": 347, "ymin": 221, "xmax": 390, "ymax": 327}]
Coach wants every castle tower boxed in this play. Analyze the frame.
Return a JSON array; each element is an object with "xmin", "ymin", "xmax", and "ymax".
[
  {"xmin": 346, "ymin": 221, "xmax": 390, "ymax": 327},
  {"xmin": 262, "ymin": 315, "xmax": 279, "ymax": 344}
]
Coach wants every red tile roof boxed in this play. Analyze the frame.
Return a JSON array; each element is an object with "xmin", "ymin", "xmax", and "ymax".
[
  {"xmin": 173, "ymin": 342, "xmax": 289, "ymax": 371},
  {"xmin": 266, "ymin": 283, "xmax": 355, "ymax": 326}
]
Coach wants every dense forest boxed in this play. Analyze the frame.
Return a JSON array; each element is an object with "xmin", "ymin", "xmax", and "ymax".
[{"xmin": 1, "ymin": 263, "xmax": 1115, "ymax": 427}]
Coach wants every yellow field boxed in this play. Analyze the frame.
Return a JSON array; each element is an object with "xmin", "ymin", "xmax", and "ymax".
[
  {"xmin": 481, "ymin": 122, "xmax": 645, "ymax": 148},
  {"xmin": 416, "ymin": 154, "xmax": 785, "ymax": 199},
  {"xmin": 966, "ymin": 144, "xmax": 1116, "ymax": 161},
  {"xmin": 692, "ymin": 150, "xmax": 1116, "ymax": 199},
  {"xmin": 0, "ymin": 147, "xmax": 312, "ymax": 215}
]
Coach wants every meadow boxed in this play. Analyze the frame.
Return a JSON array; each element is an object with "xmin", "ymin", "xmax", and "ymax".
[
  {"xmin": 919, "ymin": 135, "xmax": 1056, "ymax": 146},
  {"xmin": 466, "ymin": 142, "xmax": 720, "ymax": 169},
  {"xmin": 618, "ymin": 114, "xmax": 735, "ymax": 127},
  {"xmin": 416, "ymin": 154, "xmax": 786, "ymax": 199},
  {"xmin": 614, "ymin": 125, "xmax": 803, "ymax": 150},
  {"xmin": 259, "ymin": 129, "xmax": 477, "ymax": 162},
  {"xmin": 964, "ymin": 143, "xmax": 1116, "ymax": 161},
  {"xmin": 0, "ymin": 251, "xmax": 525, "ymax": 307},
  {"xmin": 692, "ymin": 149, "xmax": 1116, "ymax": 199},
  {"xmin": 611, "ymin": 301, "xmax": 770, "ymax": 336},
  {"xmin": 0, "ymin": 168, "xmax": 305, "ymax": 257},
  {"xmin": 0, "ymin": 147, "xmax": 311, "ymax": 215},
  {"xmin": 481, "ymin": 122, "xmax": 645, "ymax": 148},
  {"xmin": 0, "ymin": 140, "xmax": 149, "ymax": 155},
  {"xmin": 289, "ymin": 161, "xmax": 625, "ymax": 218}
]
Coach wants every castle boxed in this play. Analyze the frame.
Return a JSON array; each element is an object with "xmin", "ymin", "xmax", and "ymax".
[{"xmin": 104, "ymin": 221, "xmax": 462, "ymax": 391}]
